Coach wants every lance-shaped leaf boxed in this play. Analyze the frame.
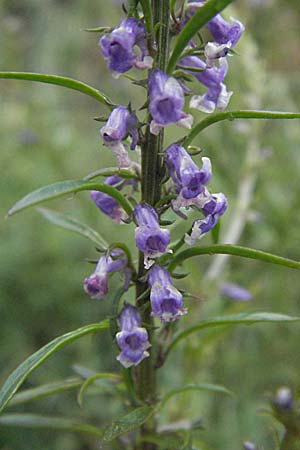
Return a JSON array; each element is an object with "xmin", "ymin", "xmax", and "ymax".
[
  {"xmin": 103, "ymin": 406, "xmax": 153, "ymax": 441},
  {"xmin": 0, "ymin": 414, "xmax": 103, "ymax": 437},
  {"xmin": 7, "ymin": 180, "xmax": 133, "ymax": 217},
  {"xmin": 167, "ymin": 313, "xmax": 300, "ymax": 354},
  {"xmin": 0, "ymin": 72, "xmax": 114, "ymax": 107},
  {"xmin": 158, "ymin": 383, "xmax": 233, "ymax": 411},
  {"xmin": 167, "ymin": 0, "xmax": 235, "ymax": 73},
  {"xmin": 168, "ymin": 244, "xmax": 300, "ymax": 272},
  {"xmin": 8, "ymin": 378, "xmax": 82, "ymax": 408},
  {"xmin": 0, "ymin": 321, "xmax": 109, "ymax": 414},
  {"xmin": 183, "ymin": 110, "xmax": 300, "ymax": 146},
  {"xmin": 37, "ymin": 208, "xmax": 109, "ymax": 249},
  {"xmin": 77, "ymin": 372, "xmax": 121, "ymax": 407},
  {"xmin": 83, "ymin": 167, "xmax": 139, "ymax": 181}
]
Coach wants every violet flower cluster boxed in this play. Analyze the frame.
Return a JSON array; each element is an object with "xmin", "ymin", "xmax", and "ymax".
[{"xmin": 83, "ymin": 2, "xmax": 244, "ymax": 368}]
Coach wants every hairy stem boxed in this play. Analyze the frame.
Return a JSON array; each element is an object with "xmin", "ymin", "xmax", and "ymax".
[{"xmin": 135, "ymin": 1, "xmax": 170, "ymax": 448}]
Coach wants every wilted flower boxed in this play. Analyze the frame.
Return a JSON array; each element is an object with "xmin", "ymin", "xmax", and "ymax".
[
  {"xmin": 83, "ymin": 249, "xmax": 129, "ymax": 299},
  {"xmin": 185, "ymin": 192, "xmax": 228, "ymax": 245},
  {"xmin": 134, "ymin": 204, "xmax": 170, "ymax": 268},
  {"xmin": 148, "ymin": 265, "xmax": 187, "ymax": 322},
  {"xmin": 148, "ymin": 69, "xmax": 193, "ymax": 135},
  {"xmin": 90, "ymin": 175, "xmax": 133, "ymax": 224},
  {"xmin": 164, "ymin": 144, "xmax": 212, "ymax": 199},
  {"xmin": 100, "ymin": 18, "xmax": 153, "ymax": 74},
  {"xmin": 180, "ymin": 55, "xmax": 232, "ymax": 113},
  {"xmin": 116, "ymin": 304, "xmax": 151, "ymax": 368},
  {"xmin": 100, "ymin": 106, "xmax": 139, "ymax": 167},
  {"xmin": 220, "ymin": 282, "xmax": 253, "ymax": 301}
]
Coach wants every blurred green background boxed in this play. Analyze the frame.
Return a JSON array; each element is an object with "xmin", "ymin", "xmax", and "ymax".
[{"xmin": 1, "ymin": 1, "xmax": 300, "ymax": 449}]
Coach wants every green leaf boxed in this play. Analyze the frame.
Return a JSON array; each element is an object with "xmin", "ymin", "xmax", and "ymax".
[
  {"xmin": 140, "ymin": 0, "xmax": 153, "ymax": 33},
  {"xmin": 168, "ymin": 244, "xmax": 300, "ymax": 272},
  {"xmin": 158, "ymin": 384, "xmax": 233, "ymax": 411},
  {"xmin": 7, "ymin": 179, "xmax": 133, "ymax": 217},
  {"xmin": 167, "ymin": 0, "xmax": 235, "ymax": 73},
  {"xmin": 168, "ymin": 313, "xmax": 300, "ymax": 354},
  {"xmin": 0, "ymin": 72, "xmax": 114, "ymax": 107},
  {"xmin": 0, "ymin": 413, "xmax": 103, "ymax": 437},
  {"xmin": 8, "ymin": 378, "xmax": 82, "ymax": 408},
  {"xmin": 37, "ymin": 208, "xmax": 108, "ymax": 249},
  {"xmin": 141, "ymin": 432, "xmax": 186, "ymax": 450},
  {"xmin": 0, "ymin": 321, "xmax": 109, "ymax": 414},
  {"xmin": 183, "ymin": 110, "xmax": 300, "ymax": 146},
  {"xmin": 103, "ymin": 406, "xmax": 153, "ymax": 441},
  {"xmin": 77, "ymin": 373, "xmax": 121, "ymax": 407},
  {"xmin": 83, "ymin": 167, "xmax": 139, "ymax": 181}
]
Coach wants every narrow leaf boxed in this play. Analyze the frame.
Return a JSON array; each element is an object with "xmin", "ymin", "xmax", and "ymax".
[
  {"xmin": 167, "ymin": 0, "xmax": 235, "ymax": 73},
  {"xmin": 103, "ymin": 406, "xmax": 153, "ymax": 441},
  {"xmin": 183, "ymin": 110, "xmax": 300, "ymax": 146},
  {"xmin": 168, "ymin": 313, "xmax": 300, "ymax": 353},
  {"xmin": 83, "ymin": 167, "xmax": 139, "ymax": 181},
  {"xmin": 77, "ymin": 373, "xmax": 121, "ymax": 407},
  {"xmin": 37, "ymin": 208, "xmax": 108, "ymax": 249},
  {"xmin": 140, "ymin": 0, "xmax": 153, "ymax": 33},
  {"xmin": 8, "ymin": 378, "xmax": 82, "ymax": 408},
  {"xmin": 0, "ymin": 72, "xmax": 114, "ymax": 107},
  {"xmin": 0, "ymin": 413, "xmax": 103, "ymax": 437},
  {"xmin": 158, "ymin": 383, "xmax": 233, "ymax": 410},
  {"xmin": 168, "ymin": 244, "xmax": 300, "ymax": 272},
  {"xmin": 0, "ymin": 321, "xmax": 109, "ymax": 414},
  {"xmin": 7, "ymin": 180, "xmax": 133, "ymax": 217}
]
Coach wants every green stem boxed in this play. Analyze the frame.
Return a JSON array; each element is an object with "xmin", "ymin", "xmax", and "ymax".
[
  {"xmin": 183, "ymin": 110, "xmax": 300, "ymax": 146},
  {"xmin": 135, "ymin": 1, "xmax": 170, "ymax": 448}
]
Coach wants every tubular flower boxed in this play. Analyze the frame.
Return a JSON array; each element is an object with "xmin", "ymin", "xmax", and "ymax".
[
  {"xmin": 180, "ymin": 55, "xmax": 232, "ymax": 113},
  {"xmin": 185, "ymin": 192, "xmax": 228, "ymax": 245},
  {"xmin": 164, "ymin": 144, "xmax": 212, "ymax": 199},
  {"xmin": 90, "ymin": 175, "xmax": 135, "ymax": 224},
  {"xmin": 116, "ymin": 304, "xmax": 151, "ymax": 368},
  {"xmin": 134, "ymin": 204, "xmax": 170, "ymax": 268},
  {"xmin": 99, "ymin": 18, "xmax": 153, "ymax": 74},
  {"xmin": 220, "ymin": 282, "xmax": 253, "ymax": 301},
  {"xmin": 83, "ymin": 249, "xmax": 129, "ymax": 300},
  {"xmin": 100, "ymin": 105, "xmax": 138, "ymax": 167},
  {"xmin": 186, "ymin": 3, "xmax": 244, "ymax": 63},
  {"xmin": 148, "ymin": 69, "xmax": 193, "ymax": 135},
  {"xmin": 148, "ymin": 265, "xmax": 187, "ymax": 322}
]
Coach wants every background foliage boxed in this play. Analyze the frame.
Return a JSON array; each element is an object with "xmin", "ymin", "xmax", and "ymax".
[{"xmin": 1, "ymin": 1, "xmax": 300, "ymax": 449}]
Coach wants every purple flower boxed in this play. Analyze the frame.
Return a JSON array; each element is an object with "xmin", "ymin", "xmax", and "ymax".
[
  {"xmin": 243, "ymin": 443, "xmax": 256, "ymax": 450},
  {"xmin": 164, "ymin": 144, "xmax": 212, "ymax": 199},
  {"xmin": 90, "ymin": 175, "xmax": 130, "ymax": 224},
  {"xmin": 185, "ymin": 192, "xmax": 228, "ymax": 245},
  {"xmin": 100, "ymin": 106, "xmax": 139, "ymax": 168},
  {"xmin": 180, "ymin": 55, "xmax": 232, "ymax": 113},
  {"xmin": 100, "ymin": 18, "xmax": 153, "ymax": 74},
  {"xmin": 186, "ymin": 3, "xmax": 244, "ymax": 62},
  {"xmin": 100, "ymin": 106, "xmax": 138, "ymax": 150},
  {"xmin": 148, "ymin": 70, "xmax": 193, "ymax": 135},
  {"xmin": 220, "ymin": 282, "xmax": 253, "ymax": 301},
  {"xmin": 83, "ymin": 249, "xmax": 129, "ymax": 300},
  {"xmin": 116, "ymin": 304, "xmax": 151, "ymax": 368},
  {"xmin": 134, "ymin": 204, "xmax": 170, "ymax": 268},
  {"xmin": 148, "ymin": 265, "xmax": 187, "ymax": 322}
]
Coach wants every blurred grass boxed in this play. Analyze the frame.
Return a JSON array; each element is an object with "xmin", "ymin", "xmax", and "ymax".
[{"xmin": 1, "ymin": 0, "xmax": 300, "ymax": 449}]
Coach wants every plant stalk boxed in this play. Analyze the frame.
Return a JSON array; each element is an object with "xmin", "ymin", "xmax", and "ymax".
[{"xmin": 135, "ymin": 1, "xmax": 170, "ymax": 448}]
